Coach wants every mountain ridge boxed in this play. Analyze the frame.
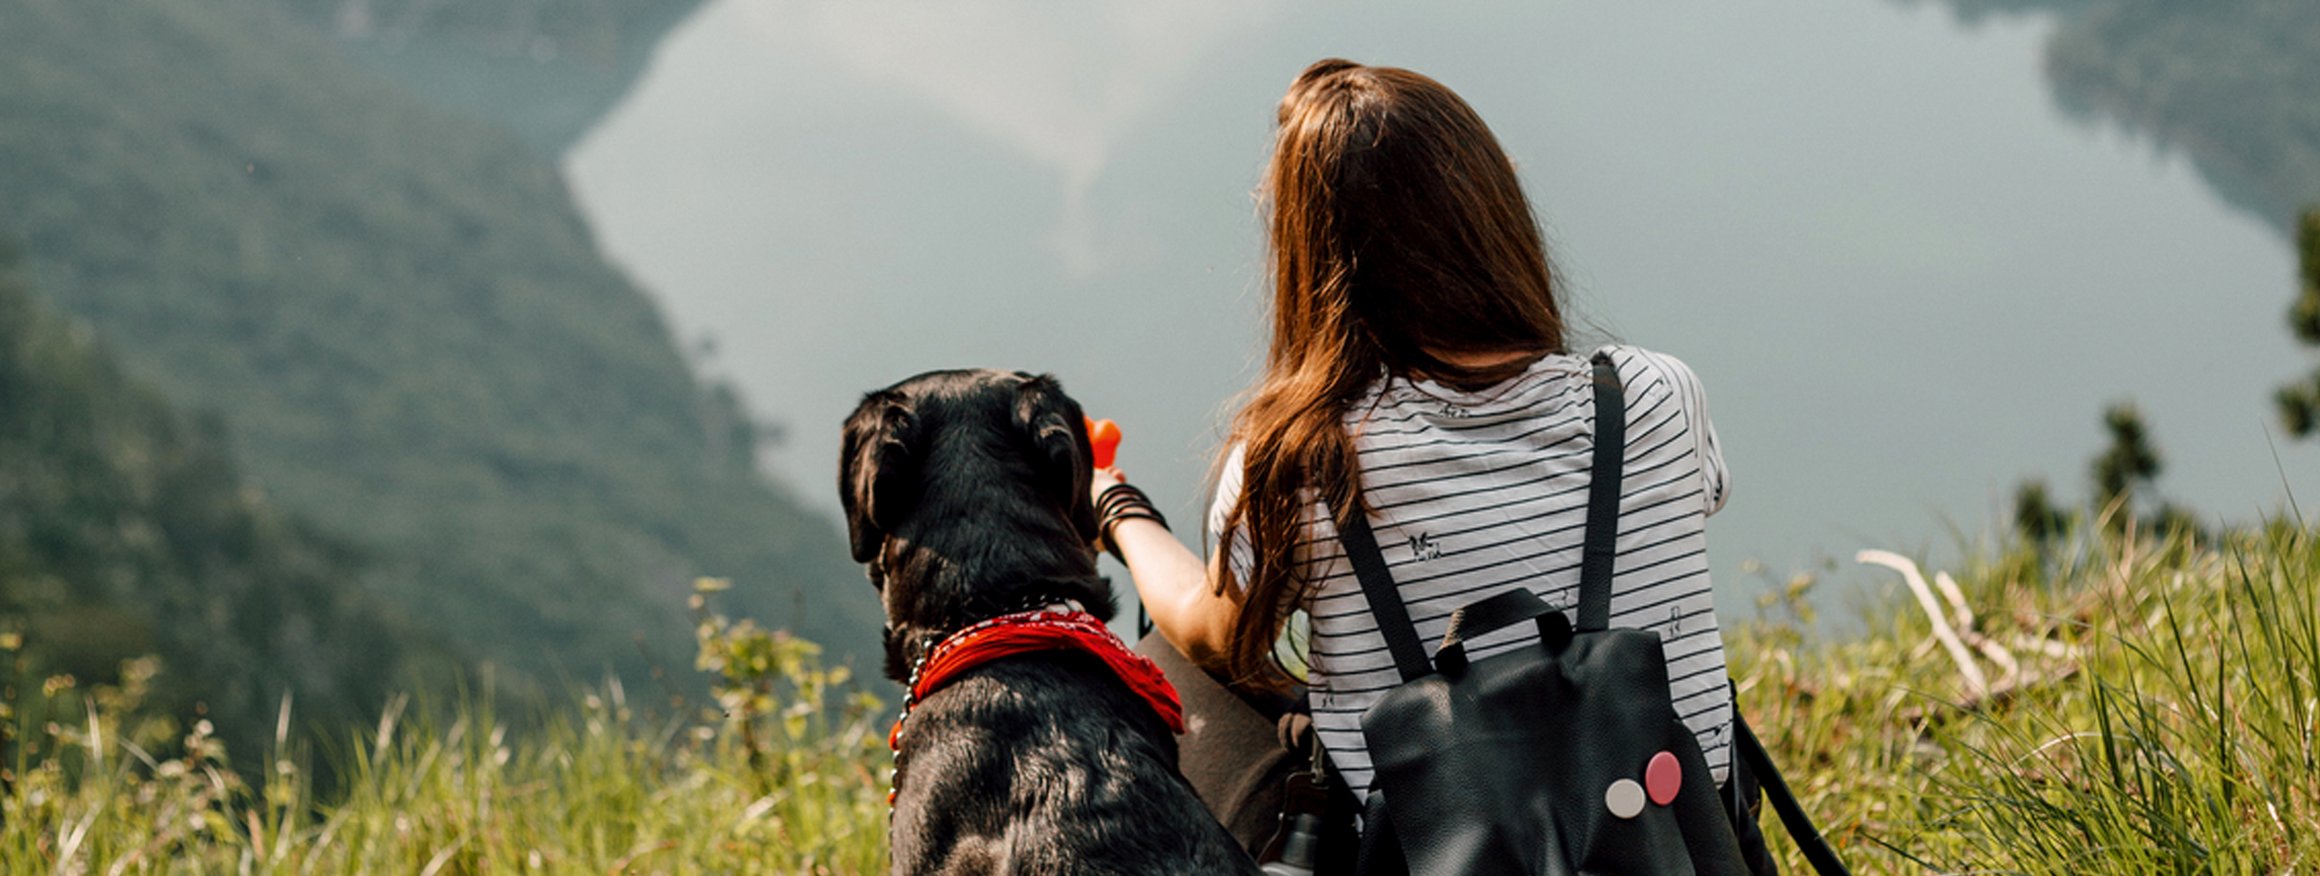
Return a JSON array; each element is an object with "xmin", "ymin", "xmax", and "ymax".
[{"xmin": 257, "ymin": 0, "xmax": 705, "ymax": 154}]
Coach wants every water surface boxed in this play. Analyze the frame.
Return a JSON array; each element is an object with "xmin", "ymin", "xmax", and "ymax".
[{"xmin": 568, "ymin": 1, "xmax": 2314, "ymax": 616}]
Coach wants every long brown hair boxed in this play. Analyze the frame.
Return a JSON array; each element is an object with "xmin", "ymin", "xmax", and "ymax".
[{"xmin": 1216, "ymin": 59, "xmax": 1565, "ymax": 689}]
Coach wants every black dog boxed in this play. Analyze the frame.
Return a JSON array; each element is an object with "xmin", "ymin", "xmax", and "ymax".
[{"xmin": 840, "ymin": 369, "xmax": 1259, "ymax": 875}]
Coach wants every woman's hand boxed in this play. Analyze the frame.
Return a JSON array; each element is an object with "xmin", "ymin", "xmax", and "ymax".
[
  {"xmin": 1088, "ymin": 466, "xmax": 1127, "ymax": 553},
  {"xmin": 1089, "ymin": 465, "xmax": 1127, "ymax": 501}
]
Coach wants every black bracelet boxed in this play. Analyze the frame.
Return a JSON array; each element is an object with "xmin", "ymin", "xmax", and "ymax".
[
  {"xmin": 1096, "ymin": 482, "xmax": 1169, "ymax": 559},
  {"xmin": 1098, "ymin": 484, "xmax": 1166, "ymax": 527}
]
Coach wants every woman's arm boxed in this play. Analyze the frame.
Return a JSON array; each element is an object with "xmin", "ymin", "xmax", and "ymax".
[{"xmin": 1091, "ymin": 467, "xmax": 1238, "ymax": 669}]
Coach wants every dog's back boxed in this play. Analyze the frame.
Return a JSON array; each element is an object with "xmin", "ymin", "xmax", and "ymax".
[{"xmin": 891, "ymin": 657, "xmax": 1256, "ymax": 874}]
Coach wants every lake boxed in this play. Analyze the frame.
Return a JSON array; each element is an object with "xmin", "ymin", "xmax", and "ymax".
[{"xmin": 566, "ymin": 0, "xmax": 2315, "ymax": 620}]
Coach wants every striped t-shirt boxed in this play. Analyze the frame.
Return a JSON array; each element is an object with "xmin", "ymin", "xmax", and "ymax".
[{"xmin": 1209, "ymin": 344, "xmax": 1734, "ymax": 801}]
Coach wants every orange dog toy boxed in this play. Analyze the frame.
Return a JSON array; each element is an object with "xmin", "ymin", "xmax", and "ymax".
[{"xmin": 1084, "ymin": 417, "xmax": 1122, "ymax": 469}]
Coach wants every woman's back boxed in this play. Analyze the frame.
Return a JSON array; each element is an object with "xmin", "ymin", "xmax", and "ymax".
[{"xmin": 1212, "ymin": 344, "xmax": 1733, "ymax": 801}]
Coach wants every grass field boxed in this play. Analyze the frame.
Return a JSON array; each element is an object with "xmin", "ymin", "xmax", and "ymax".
[
  {"xmin": 1, "ymin": 586, "xmax": 892, "ymax": 874},
  {"xmin": 5, "ymin": 521, "xmax": 2314, "ymax": 873},
  {"xmin": 1731, "ymin": 518, "xmax": 2319, "ymax": 872}
]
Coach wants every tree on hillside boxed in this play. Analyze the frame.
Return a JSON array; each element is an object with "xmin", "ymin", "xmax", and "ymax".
[
  {"xmin": 2273, "ymin": 208, "xmax": 2320, "ymax": 437},
  {"xmin": 2092, "ymin": 403, "xmax": 2160, "ymax": 511},
  {"xmin": 2014, "ymin": 401, "xmax": 2200, "ymax": 543},
  {"xmin": 2013, "ymin": 479, "xmax": 2069, "ymax": 545}
]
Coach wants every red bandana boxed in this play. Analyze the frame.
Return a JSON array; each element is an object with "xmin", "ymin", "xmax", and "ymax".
[{"xmin": 888, "ymin": 607, "xmax": 1185, "ymax": 751}]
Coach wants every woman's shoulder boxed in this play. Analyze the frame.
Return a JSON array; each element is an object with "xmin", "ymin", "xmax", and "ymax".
[
  {"xmin": 1596, "ymin": 344, "xmax": 1729, "ymax": 512},
  {"xmin": 1593, "ymin": 343, "xmax": 1713, "ymax": 403}
]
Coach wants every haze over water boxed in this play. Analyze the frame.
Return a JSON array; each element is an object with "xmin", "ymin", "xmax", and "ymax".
[{"xmin": 567, "ymin": 1, "xmax": 2316, "ymax": 618}]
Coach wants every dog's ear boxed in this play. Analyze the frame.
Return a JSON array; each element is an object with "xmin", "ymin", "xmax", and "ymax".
[
  {"xmin": 1014, "ymin": 373, "xmax": 1101, "ymax": 544},
  {"xmin": 840, "ymin": 390, "xmax": 918, "ymax": 565}
]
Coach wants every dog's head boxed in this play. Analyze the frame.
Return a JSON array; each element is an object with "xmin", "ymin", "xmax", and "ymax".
[{"xmin": 839, "ymin": 369, "xmax": 1110, "ymax": 677}]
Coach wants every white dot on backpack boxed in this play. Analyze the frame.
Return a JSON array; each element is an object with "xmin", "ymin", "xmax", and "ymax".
[{"xmin": 1605, "ymin": 779, "xmax": 1646, "ymax": 819}]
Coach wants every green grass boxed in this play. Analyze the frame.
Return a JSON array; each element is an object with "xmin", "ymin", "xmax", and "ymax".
[
  {"xmin": 6, "ymin": 523, "xmax": 2315, "ymax": 873},
  {"xmin": 1732, "ymin": 517, "xmax": 2319, "ymax": 873},
  {"xmin": 0, "ymin": 584, "xmax": 893, "ymax": 873}
]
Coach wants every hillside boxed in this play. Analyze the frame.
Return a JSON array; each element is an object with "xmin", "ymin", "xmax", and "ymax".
[
  {"xmin": 0, "ymin": 0, "xmax": 881, "ymax": 695},
  {"xmin": 0, "ymin": 248, "xmax": 451, "ymax": 764},
  {"xmin": 1920, "ymin": 0, "xmax": 2320, "ymax": 235}
]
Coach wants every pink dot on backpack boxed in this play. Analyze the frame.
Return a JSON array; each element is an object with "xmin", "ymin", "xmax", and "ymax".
[{"xmin": 1645, "ymin": 750, "xmax": 1682, "ymax": 805}]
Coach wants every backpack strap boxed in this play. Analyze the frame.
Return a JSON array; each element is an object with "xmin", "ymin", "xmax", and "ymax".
[
  {"xmin": 1736, "ymin": 710, "xmax": 1854, "ymax": 875},
  {"xmin": 1339, "ymin": 510, "xmax": 1432, "ymax": 683},
  {"xmin": 1577, "ymin": 351, "xmax": 1624, "ymax": 632}
]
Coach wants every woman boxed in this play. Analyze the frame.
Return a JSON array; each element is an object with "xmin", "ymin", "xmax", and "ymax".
[{"xmin": 1093, "ymin": 58, "xmax": 1740, "ymax": 844}]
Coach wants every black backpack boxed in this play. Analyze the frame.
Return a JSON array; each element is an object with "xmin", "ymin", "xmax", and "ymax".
[{"xmin": 1323, "ymin": 352, "xmax": 1848, "ymax": 876}]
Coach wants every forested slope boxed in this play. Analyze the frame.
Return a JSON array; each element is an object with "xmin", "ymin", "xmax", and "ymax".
[
  {"xmin": 0, "ymin": 248, "xmax": 452, "ymax": 761},
  {"xmin": 0, "ymin": 0, "xmax": 879, "ymax": 698}
]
